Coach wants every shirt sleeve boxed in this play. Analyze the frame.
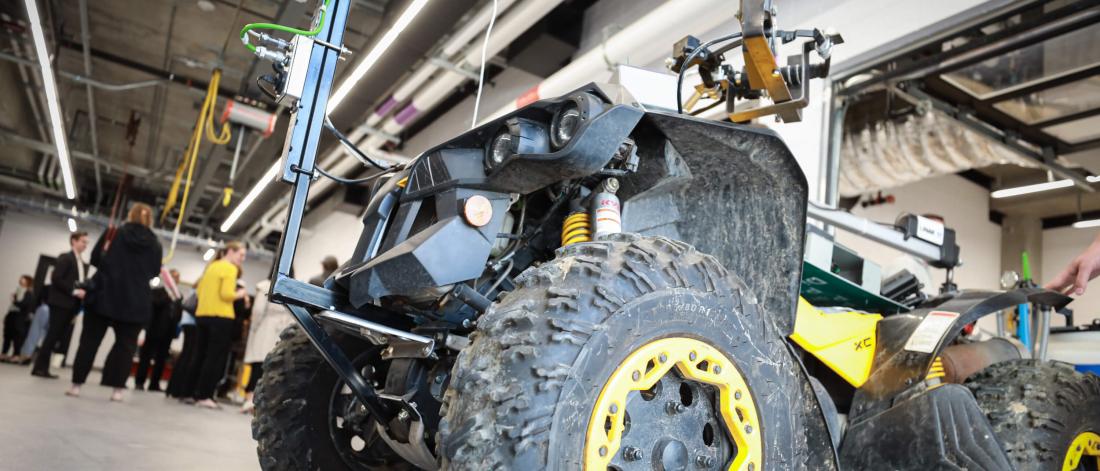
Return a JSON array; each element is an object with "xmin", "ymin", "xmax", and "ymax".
[{"xmin": 218, "ymin": 264, "xmax": 239, "ymax": 302}]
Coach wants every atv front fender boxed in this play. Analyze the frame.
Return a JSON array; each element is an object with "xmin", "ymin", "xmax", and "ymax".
[
  {"xmin": 620, "ymin": 112, "xmax": 808, "ymax": 335},
  {"xmin": 850, "ymin": 288, "xmax": 1072, "ymax": 420}
]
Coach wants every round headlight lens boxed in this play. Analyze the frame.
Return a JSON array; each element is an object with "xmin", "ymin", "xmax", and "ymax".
[
  {"xmin": 551, "ymin": 104, "xmax": 581, "ymax": 149},
  {"xmin": 489, "ymin": 130, "xmax": 514, "ymax": 166}
]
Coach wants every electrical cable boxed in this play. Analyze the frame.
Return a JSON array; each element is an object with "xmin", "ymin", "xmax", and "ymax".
[
  {"xmin": 676, "ymin": 32, "xmax": 742, "ymax": 114},
  {"xmin": 470, "ymin": 0, "xmax": 499, "ymax": 128},
  {"xmin": 323, "ymin": 118, "xmax": 391, "ymax": 171},
  {"xmin": 315, "ymin": 165, "xmax": 383, "ymax": 185},
  {"xmin": 240, "ymin": 0, "xmax": 331, "ymax": 53},
  {"xmin": 163, "ymin": 69, "xmax": 230, "ymax": 263}
]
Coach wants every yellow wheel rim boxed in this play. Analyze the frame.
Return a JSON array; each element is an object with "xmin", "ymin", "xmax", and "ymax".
[
  {"xmin": 1064, "ymin": 431, "xmax": 1100, "ymax": 471},
  {"xmin": 584, "ymin": 337, "xmax": 763, "ymax": 470}
]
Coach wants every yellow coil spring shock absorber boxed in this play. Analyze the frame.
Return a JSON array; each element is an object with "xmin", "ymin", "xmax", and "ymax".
[
  {"xmin": 926, "ymin": 357, "xmax": 946, "ymax": 381},
  {"xmin": 562, "ymin": 211, "xmax": 592, "ymax": 246}
]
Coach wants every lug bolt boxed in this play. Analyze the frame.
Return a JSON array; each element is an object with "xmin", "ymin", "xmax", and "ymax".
[
  {"xmin": 689, "ymin": 351, "xmax": 697, "ymax": 361},
  {"xmin": 632, "ymin": 370, "xmax": 641, "ymax": 381},
  {"xmin": 623, "ymin": 446, "xmax": 644, "ymax": 461},
  {"xmin": 658, "ymin": 353, "xmax": 668, "ymax": 363},
  {"xmin": 598, "ymin": 446, "xmax": 608, "ymax": 457},
  {"xmin": 609, "ymin": 403, "xmax": 618, "ymax": 414},
  {"xmin": 712, "ymin": 365, "xmax": 721, "ymax": 374},
  {"xmin": 696, "ymin": 455, "xmax": 716, "ymax": 468},
  {"xmin": 666, "ymin": 401, "xmax": 687, "ymax": 414},
  {"xmin": 734, "ymin": 390, "xmax": 742, "ymax": 400}
]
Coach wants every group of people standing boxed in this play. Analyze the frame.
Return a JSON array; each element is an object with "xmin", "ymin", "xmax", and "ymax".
[{"xmin": 1, "ymin": 201, "xmax": 299, "ymax": 409}]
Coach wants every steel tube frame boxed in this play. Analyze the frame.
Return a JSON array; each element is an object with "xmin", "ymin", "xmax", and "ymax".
[{"xmin": 261, "ymin": 0, "xmax": 406, "ymax": 425}]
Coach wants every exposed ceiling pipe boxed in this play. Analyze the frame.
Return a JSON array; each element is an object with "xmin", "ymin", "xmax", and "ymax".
[
  {"xmin": 244, "ymin": 0, "xmax": 550, "ymax": 239},
  {"xmin": 0, "ymin": 50, "xmax": 165, "ymax": 91},
  {"xmin": 2, "ymin": 16, "xmax": 52, "ymax": 169},
  {"xmin": 78, "ymin": 0, "xmax": 104, "ymax": 210}
]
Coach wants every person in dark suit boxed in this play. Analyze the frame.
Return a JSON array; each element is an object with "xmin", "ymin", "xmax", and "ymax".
[
  {"xmin": 31, "ymin": 231, "xmax": 89, "ymax": 378},
  {"xmin": 68, "ymin": 203, "xmax": 162, "ymax": 402}
]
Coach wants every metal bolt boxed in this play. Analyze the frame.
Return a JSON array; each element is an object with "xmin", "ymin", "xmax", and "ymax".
[
  {"xmin": 623, "ymin": 446, "xmax": 643, "ymax": 461},
  {"xmin": 632, "ymin": 370, "xmax": 641, "ymax": 381},
  {"xmin": 598, "ymin": 446, "xmax": 608, "ymax": 457},
  {"xmin": 434, "ymin": 375, "xmax": 444, "ymax": 384},
  {"xmin": 397, "ymin": 410, "xmax": 410, "ymax": 421},
  {"xmin": 712, "ymin": 365, "xmax": 721, "ymax": 374},
  {"xmin": 696, "ymin": 455, "xmax": 716, "ymax": 468},
  {"xmin": 462, "ymin": 319, "xmax": 472, "ymax": 328},
  {"xmin": 748, "ymin": 463, "xmax": 755, "ymax": 471},
  {"xmin": 609, "ymin": 403, "xmax": 619, "ymax": 414},
  {"xmin": 734, "ymin": 390, "xmax": 742, "ymax": 400},
  {"xmin": 667, "ymin": 401, "xmax": 687, "ymax": 414},
  {"xmin": 689, "ymin": 351, "xmax": 697, "ymax": 361},
  {"xmin": 658, "ymin": 353, "xmax": 668, "ymax": 363},
  {"xmin": 745, "ymin": 425, "xmax": 753, "ymax": 434}
]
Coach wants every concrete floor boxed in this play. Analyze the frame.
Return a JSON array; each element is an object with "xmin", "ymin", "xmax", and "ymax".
[{"xmin": 0, "ymin": 363, "xmax": 260, "ymax": 470}]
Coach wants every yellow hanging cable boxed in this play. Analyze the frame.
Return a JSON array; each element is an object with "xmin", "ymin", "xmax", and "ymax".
[{"xmin": 163, "ymin": 69, "xmax": 231, "ymax": 263}]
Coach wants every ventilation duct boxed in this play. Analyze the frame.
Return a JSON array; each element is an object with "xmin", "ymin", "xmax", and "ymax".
[{"xmin": 839, "ymin": 111, "xmax": 1031, "ymax": 197}]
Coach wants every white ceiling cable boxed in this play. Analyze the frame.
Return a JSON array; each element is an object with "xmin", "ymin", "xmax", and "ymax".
[{"xmin": 470, "ymin": 0, "xmax": 499, "ymax": 128}]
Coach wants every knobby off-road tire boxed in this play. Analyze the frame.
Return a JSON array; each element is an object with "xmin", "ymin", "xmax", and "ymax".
[
  {"xmin": 439, "ymin": 233, "xmax": 820, "ymax": 469},
  {"xmin": 966, "ymin": 359, "xmax": 1100, "ymax": 470},
  {"xmin": 252, "ymin": 325, "xmax": 413, "ymax": 471}
]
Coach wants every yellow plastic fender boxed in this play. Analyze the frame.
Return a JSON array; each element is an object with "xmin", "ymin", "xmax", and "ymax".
[{"xmin": 790, "ymin": 297, "xmax": 882, "ymax": 387}]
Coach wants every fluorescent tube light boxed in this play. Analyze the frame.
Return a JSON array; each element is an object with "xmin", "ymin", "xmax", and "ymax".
[
  {"xmin": 220, "ymin": 160, "xmax": 280, "ymax": 233},
  {"xmin": 67, "ymin": 217, "xmax": 77, "ymax": 232},
  {"xmin": 203, "ymin": 248, "xmax": 216, "ymax": 261},
  {"xmin": 991, "ymin": 179, "xmax": 1074, "ymax": 198},
  {"xmin": 327, "ymin": 0, "xmax": 431, "ymax": 112},
  {"xmin": 1073, "ymin": 219, "xmax": 1100, "ymax": 229},
  {"xmin": 25, "ymin": 0, "xmax": 76, "ymax": 199},
  {"xmin": 991, "ymin": 175, "xmax": 1100, "ymax": 199}
]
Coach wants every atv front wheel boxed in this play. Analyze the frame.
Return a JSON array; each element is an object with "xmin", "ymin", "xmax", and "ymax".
[
  {"xmin": 966, "ymin": 359, "xmax": 1100, "ymax": 470},
  {"xmin": 252, "ymin": 325, "xmax": 413, "ymax": 471},
  {"xmin": 440, "ymin": 234, "xmax": 827, "ymax": 470}
]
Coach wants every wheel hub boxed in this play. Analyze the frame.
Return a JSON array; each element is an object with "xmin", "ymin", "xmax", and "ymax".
[
  {"xmin": 1064, "ymin": 431, "xmax": 1100, "ymax": 471},
  {"xmin": 585, "ymin": 338, "xmax": 763, "ymax": 471}
]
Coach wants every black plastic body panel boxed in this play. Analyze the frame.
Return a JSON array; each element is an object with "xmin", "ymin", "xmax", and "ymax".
[
  {"xmin": 839, "ymin": 384, "xmax": 1012, "ymax": 470},
  {"xmin": 851, "ymin": 288, "xmax": 1072, "ymax": 420},
  {"xmin": 342, "ymin": 188, "xmax": 510, "ymax": 307}
]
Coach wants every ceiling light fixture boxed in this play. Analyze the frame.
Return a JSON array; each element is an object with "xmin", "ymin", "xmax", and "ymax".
[
  {"xmin": 990, "ymin": 175, "xmax": 1100, "ymax": 199},
  {"xmin": 1073, "ymin": 218, "xmax": 1100, "ymax": 229},
  {"xmin": 220, "ymin": 160, "xmax": 281, "ymax": 233},
  {"xmin": 67, "ymin": 217, "xmax": 77, "ymax": 232},
  {"xmin": 203, "ymin": 248, "xmax": 216, "ymax": 261},
  {"xmin": 327, "ymin": 0, "xmax": 431, "ymax": 112},
  {"xmin": 25, "ymin": 0, "xmax": 76, "ymax": 199}
]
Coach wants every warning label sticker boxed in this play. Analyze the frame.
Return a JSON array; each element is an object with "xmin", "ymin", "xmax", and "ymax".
[{"xmin": 903, "ymin": 311, "xmax": 960, "ymax": 353}]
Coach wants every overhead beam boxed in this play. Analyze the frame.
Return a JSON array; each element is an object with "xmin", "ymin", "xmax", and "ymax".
[{"xmin": 58, "ymin": 38, "xmax": 240, "ymax": 102}]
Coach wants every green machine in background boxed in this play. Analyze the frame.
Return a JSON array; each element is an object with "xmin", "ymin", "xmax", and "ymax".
[{"xmin": 800, "ymin": 206, "xmax": 961, "ymax": 314}]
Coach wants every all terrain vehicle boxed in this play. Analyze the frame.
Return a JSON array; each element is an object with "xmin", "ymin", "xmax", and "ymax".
[{"xmin": 241, "ymin": 0, "xmax": 1100, "ymax": 469}]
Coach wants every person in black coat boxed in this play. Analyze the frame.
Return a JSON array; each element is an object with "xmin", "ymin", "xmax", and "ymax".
[
  {"xmin": 68, "ymin": 203, "xmax": 162, "ymax": 402},
  {"xmin": 2, "ymin": 275, "xmax": 35, "ymax": 361},
  {"xmin": 31, "ymin": 231, "xmax": 90, "ymax": 378},
  {"xmin": 135, "ymin": 269, "xmax": 182, "ymax": 391}
]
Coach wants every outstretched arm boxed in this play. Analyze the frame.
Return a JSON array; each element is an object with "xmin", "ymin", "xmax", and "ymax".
[{"xmin": 1045, "ymin": 232, "xmax": 1100, "ymax": 295}]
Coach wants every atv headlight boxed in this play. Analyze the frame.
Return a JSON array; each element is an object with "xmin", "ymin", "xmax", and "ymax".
[
  {"xmin": 486, "ymin": 118, "xmax": 549, "ymax": 169},
  {"xmin": 550, "ymin": 92, "xmax": 605, "ymax": 150}
]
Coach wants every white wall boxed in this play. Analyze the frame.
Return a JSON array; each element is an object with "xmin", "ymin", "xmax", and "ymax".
[
  {"xmin": 1042, "ymin": 226, "xmax": 1100, "ymax": 325},
  {"xmin": 834, "ymin": 174, "xmax": 1002, "ymax": 292}
]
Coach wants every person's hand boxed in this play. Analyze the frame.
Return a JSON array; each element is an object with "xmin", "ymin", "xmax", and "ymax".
[
  {"xmin": 1046, "ymin": 234, "xmax": 1100, "ymax": 295},
  {"xmin": 236, "ymin": 287, "xmax": 248, "ymax": 300},
  {"xmin": 73, "ymin": 289, "xmax": 86, "ymax": 299}
]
